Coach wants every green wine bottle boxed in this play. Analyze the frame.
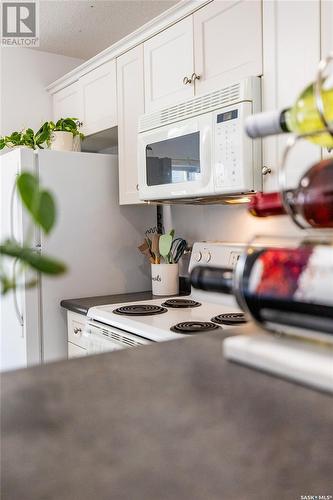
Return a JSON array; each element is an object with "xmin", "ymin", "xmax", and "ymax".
[{"xmin": 245, "ymin": 75, "xmax": 333, "ymax": 147}]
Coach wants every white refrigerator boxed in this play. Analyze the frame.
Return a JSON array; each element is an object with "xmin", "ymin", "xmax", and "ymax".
[{"xmin": 0, "ymin": 148, "xmax": 155, "ymax": 371}]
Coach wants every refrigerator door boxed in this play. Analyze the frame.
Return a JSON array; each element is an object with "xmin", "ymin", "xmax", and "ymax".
[
  {"xmin": 38, "ymin": 150, "xmax": 154, "ymax": 363},
  {"xmin": 0, "ymin": 149, "xmax": 40, "ymax": 371}
]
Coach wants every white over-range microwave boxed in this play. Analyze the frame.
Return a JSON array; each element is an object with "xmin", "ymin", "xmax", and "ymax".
[{"xmin": 138, "ymin": 77, "xmax": 262, "ymax": 203}]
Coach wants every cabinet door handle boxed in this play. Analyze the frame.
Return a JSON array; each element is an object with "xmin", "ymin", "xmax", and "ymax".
[
  {"xmin": 191, "ymin": 73, "xmax": 201, "ymax": 82},
  {"xmin": 262, "ymin": 166, "xmax": 272, "ymax": 175},
  {"xmin": 136, "ymin": 184, "xmax": 139, "ymax": 191},
  {"xmin": 74, "ymin": 327, "xmax": 82, "ymax": 335},
  {"xmin": 183, "ymin": 76, "xmax": 192, "ymax": 85}
]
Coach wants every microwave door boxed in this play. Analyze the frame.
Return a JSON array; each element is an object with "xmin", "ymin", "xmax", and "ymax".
[
  {"xmin": 146, "ymin": 157, "xmax": 172, "ymax": 186},
  {"xmin": 139, "ymin": 115, "xmax": 214, "ymax": 201}
]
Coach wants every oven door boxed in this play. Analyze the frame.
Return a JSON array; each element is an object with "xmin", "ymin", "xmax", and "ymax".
[
  {"xmin": 83, "ymin": 320, "xmax": 152, "ymax": 355},
  {"xmin": 138, "ymin": 113, "xmax": 213, "ymax": 201}
]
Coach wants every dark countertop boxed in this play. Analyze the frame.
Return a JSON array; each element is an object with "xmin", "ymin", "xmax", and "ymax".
[
  {"xmin": 60, "ymin": 280, "xmax": 190, "ymax": 315},
  {"xmin": 60, "ymin": 291, "xmax": 154, "ymax": 315},
  {"xmin": 2, "ymin": 328, "xmax": 333, "ymax": 500}
]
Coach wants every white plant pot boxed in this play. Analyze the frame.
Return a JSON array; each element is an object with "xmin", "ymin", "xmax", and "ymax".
[
  {"xmin": 151, "ymin": 263, "xmax": 179, "ymax": 296},
  {"xmin": 50, "ymin": 131, "xmax": 74, "ymax": 151}
]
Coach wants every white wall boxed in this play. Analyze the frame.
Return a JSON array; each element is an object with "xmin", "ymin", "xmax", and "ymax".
[
  {"xmin": 169, "ymin": 204, "xmax": 302, "ymax": 246},
  {"xmin": 0, "ymin": 48, "xmax": 83, "ymax": 135}
]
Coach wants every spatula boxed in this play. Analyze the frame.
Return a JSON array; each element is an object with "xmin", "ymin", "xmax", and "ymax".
[{"xmin": 159, "ymin": 229, "xmax": 175, "ymax": 264}]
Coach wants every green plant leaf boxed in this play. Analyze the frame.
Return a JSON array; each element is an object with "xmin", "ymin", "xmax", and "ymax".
[
  {"xmin": 0, "ymin": 240, "xmax": 66, "ymax": 275},
  {"xmin": 35, "ymin": 122, "xmax": 50, "ymax": 147},
  {"xmin": 0, "ymin": 274, "xmax": 15, "ymax": 294},
  {"xmin": 22, "ymin": 128, "xmax": 35, "ymax": 149},
  {"xmin": 36, "ymin": 191, "xmax": 56, "ymax": 234},
  {"xmin": 17, "ymin": 172, "xmax": 39, "ymax": 214},
  {"xmin": 16, "ymin": 173, "xmax": 56, "ymax": 234}
]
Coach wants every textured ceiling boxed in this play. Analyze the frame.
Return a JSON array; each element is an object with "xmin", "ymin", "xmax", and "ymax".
[{"xmin": 35, "ymin": 0, "xmax": 179, "ymax": 60}]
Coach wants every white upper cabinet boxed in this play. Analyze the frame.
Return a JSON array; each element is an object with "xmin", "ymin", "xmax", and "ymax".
[
  {"xmin": 53, "ymin": 82, "xmax": 80, "ymax": 121},
  {"xmin": 320, "ymin": 0, "xmax": 333, "ymax": 160},
  {"xmin": 321, "ymin": 0, "xmax": 333, "ymax": 58},
  {"xmin": 79, "ymin": 59, "xmax": 117, "ymax": 136},
  {"xmin": 117, "ymin": 45, "xmax": 145, "ymax": 205},
  {"xmin": 193, "ymin": 0, "xmax": 262, "ymax": 95},
  {"xmin": 262, "ymin": 0, "xmax": 321, "ymax": 192},
  {"xmin": 144, "ymin": 16, "xmax": 194, "ymax": 112}
]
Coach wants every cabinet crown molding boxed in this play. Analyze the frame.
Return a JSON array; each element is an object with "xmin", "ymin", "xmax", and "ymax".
[{"xmin": 46, "ymin": 0, "xmax": 212, "ymax": 95}]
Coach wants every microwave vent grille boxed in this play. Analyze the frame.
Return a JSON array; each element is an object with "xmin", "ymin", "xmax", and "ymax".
[{"xmin": 139, "ymin": 82, "xmax": 242, "ymax": 132}]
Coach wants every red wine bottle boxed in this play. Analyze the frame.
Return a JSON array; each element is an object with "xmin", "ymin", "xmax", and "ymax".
[
  {"xmin": 191, "ymin": 244, "xmax": 333, "ymax": 336},
  {"xmin": 249, "ymin": 159, "xmax": 333, "ymax": 228}
]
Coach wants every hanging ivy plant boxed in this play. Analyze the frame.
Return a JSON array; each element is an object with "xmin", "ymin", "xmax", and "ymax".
[{"xmin": 0, "ymin": 118, "xmax": 84, "ymax": 150}]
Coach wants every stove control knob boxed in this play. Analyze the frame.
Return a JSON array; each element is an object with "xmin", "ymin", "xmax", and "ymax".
[
  {"xmin": 203, "ymin": 251, "xmax": 211, "ymax": 263},
  {"xmin": 194, "ymin": 251, "xmax": 202, "ymax": 262}
]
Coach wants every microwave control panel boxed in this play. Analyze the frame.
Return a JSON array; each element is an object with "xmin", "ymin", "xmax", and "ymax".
[{"xmin": 213, "ymin": 101, "xmax": 253, "ymax": 192}]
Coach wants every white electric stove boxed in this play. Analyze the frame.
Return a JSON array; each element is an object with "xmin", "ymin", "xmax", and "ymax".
[
  {"xmin": 84, "ymin": 242, "xmax": 249, "ymax": 353},
  {"xmin": 84, "ymin": 241, "xmax": 333, "ymax": 394}
]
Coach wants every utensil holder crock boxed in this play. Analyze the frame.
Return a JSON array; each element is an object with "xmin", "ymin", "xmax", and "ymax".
[{"xmin": 151, "ymin": 263, "xmax": 179, "ymax": 296}]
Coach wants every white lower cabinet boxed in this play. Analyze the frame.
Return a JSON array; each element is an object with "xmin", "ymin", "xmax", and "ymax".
[
  {"xmin": 67, "ymin": 311, "xmax": 87, "ymax": 358},
  {"xmin": 68, "ymin": 342, "xmax": 87, "ymax": 358},
  {"xmin": 117, "ymin": 45, "xmax": 145, "ymax": 204},
  {"xmin": 262, "ymin": 0, "xmax": 321, "ymax": 192}
]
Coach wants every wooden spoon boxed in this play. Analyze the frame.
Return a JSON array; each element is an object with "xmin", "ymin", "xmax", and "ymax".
[{"xmin": 151, "ymin": 234, "xmax": 160, "ymax": 264}]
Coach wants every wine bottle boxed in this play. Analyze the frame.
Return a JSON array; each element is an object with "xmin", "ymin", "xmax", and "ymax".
[
  {"xmin": 245, "ymin": 75, "xmax": 333, "ymax": 147},
  {"xmin": 248, "ymin": 159, "xmax": 333, "ymax": 229},
  {"xmin": 191, "ymin": 243, "xmax": 333, "ymax": 336}
]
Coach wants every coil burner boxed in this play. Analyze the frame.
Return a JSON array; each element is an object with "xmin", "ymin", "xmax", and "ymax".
[
  {"xmin": 211, "ymin": 313, "xmax": 247, "ymax": 325},
  {"xmin": 161, "ymin": 299, "xmax": 201, "ymax": 308},
  {"xmin": 170, "ymin": 321, "xmax": 221, "ymax": 334},
  {"xmin": 113, "ymin": 304, "xmax": 168, "ymax": 316}
]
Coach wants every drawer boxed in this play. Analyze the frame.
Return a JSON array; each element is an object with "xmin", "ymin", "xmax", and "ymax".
[
  {"xmin": 68, "ymin": 341, "xmax": 87, "ymax": 359},
  {"xmin": 67, "ymin": 311, "xmax": 87, "ymax": 349}
]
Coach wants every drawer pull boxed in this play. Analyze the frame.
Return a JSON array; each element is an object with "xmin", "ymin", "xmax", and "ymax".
[{"xmin": 74, "ymin": 327, "xmax": 82, "ymax": 335}]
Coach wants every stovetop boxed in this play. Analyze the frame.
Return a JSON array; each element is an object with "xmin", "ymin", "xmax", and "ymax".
[
  {"xmin": 87, "ymin": 295, "xmax": 249, "ymax": 342},
  {"xmin": 87, "ymin": 242, "xmax": 253, "ymax": 342}
]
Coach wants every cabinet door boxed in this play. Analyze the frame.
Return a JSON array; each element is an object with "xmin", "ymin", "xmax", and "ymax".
[
  {"xmin": 262, "ymin": 0, "xmax": 321, "ymax": 192},
  {"xmin": 321, "ymin": 0, "xmax": 333, "ymax": 59},
  {"xmin": 68, "ymin": 342, "xmax": 87, "ymax": 359},
  {"xmin": 67, "ymin": 311, "xmax": 86, "ymax": 349},
  {"xmin": 80, "ymin": 59, "xmax": 117, "ymax": 136},
  {"xmin": 144, "ymin": 16, "xmax": 194, "ymax": 112},
  {"xmin": 117, "ymin": 45, "xmax": 145, "ymax": 204},
  {"xmin": 194, "ymin": 0, "xmax": 262, "ymax": 95},
  {"xmin": 53, "ymin": 82, "xmax": 80, "ymax": 121}
]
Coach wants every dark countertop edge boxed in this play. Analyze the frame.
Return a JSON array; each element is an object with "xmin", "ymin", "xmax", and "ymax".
[
  {"xmin": 61, "ymin": 278, "xmax": 191, "ymax": 315},
  {"xmin": 60, "ymin": 291, "xmax": 155, "ymax": 315},
  {"xmin": 61, "ymin": 288, "xmax": 191, "ymax": 316}
]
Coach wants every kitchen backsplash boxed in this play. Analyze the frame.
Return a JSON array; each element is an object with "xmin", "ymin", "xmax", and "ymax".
[{"xmin": 168, "ymin": 204, "xmax": 302, "ymax": 244}]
